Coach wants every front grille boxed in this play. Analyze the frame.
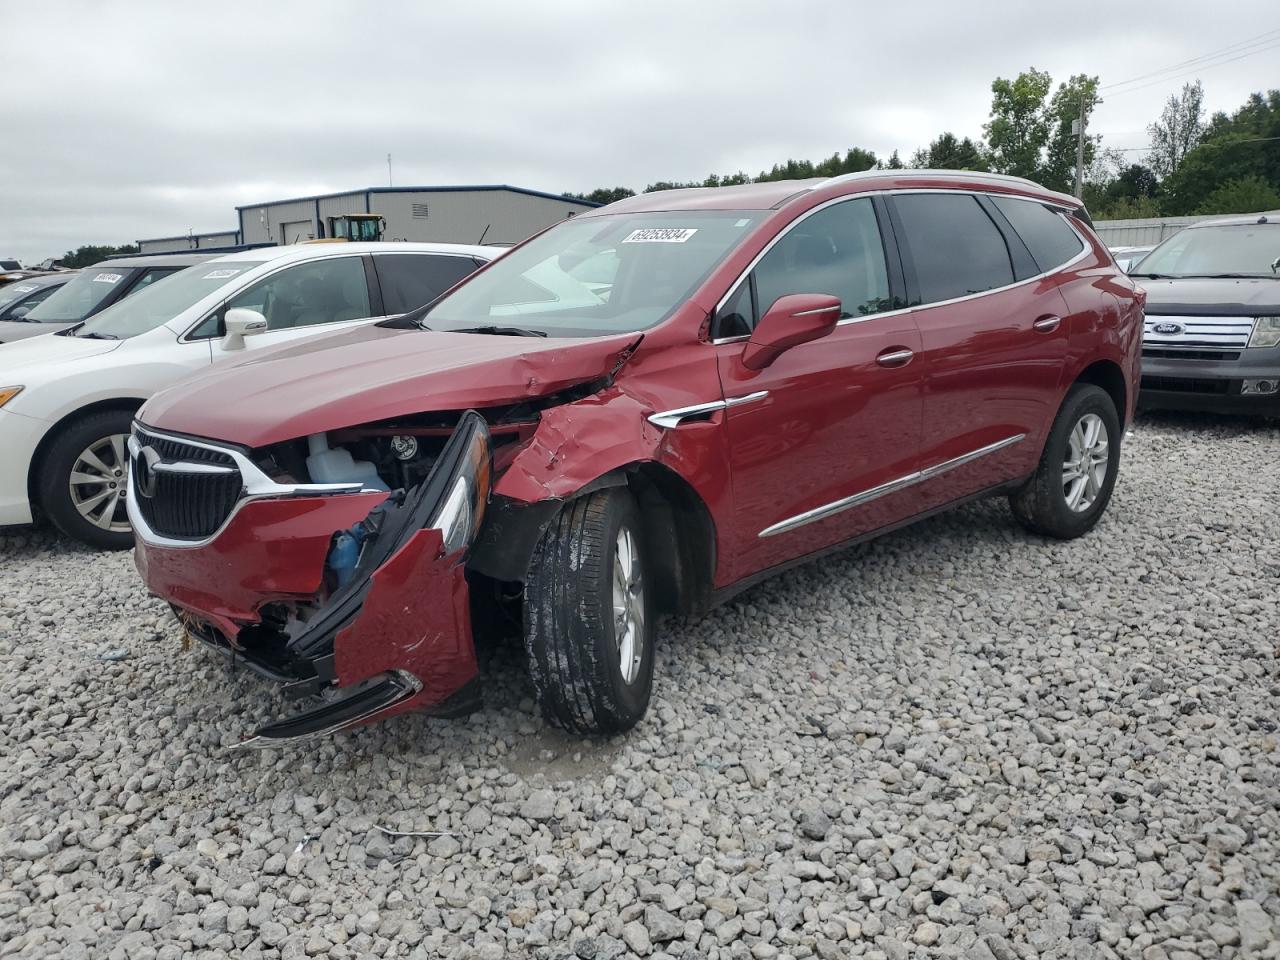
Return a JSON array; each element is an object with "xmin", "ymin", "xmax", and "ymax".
[
  {"xmin": 1143, "ymin": 315, "xmax": 1255, "ymax": 349},
  {"xmin": 132, "ymin": 428, "xmax": 244, "ymax": 540},
  {"xmin": 1142, "ymin": 348, "xmax": 1242, "ymax": 361},
  {"xmin": 1142, "ymin": 375, "xmax": 1231, "ymax": 395}
]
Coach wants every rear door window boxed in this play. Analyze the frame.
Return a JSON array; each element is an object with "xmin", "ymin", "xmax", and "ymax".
[
  {"xmin": 373, "ymin": 254, "xmax": 482, "ymax": 314},
  {"xmin": 990, "ymin": 197, "xmax": 1084, "ymax": 272},
  {"xmin": 892, "ymin": 193, "xmax": 1015, "ymax": 305}
]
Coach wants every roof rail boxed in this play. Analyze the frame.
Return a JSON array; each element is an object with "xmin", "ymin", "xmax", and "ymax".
[{"xmin": 822, "ymin": 168, "xmax": 1051, "ymax": 190}]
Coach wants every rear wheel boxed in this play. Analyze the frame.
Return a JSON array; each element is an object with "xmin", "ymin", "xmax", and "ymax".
[
  {"xmin": 38, "ymin": 410, "xmax": 136, "ymax": 550},
  {"xmin": 1010, "ymin": 384, "xmax": 1120, "ymax": 540},
  {"xmin": 523, "ymin": 487, "xmax": 655, "ymax": 734}
]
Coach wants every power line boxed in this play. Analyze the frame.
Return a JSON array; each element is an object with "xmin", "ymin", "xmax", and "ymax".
[
  {"xmin": 1101, "ymin": 36, "xmax": 1280, "ymax": 98},
  {"xmin": 1101, "ymin": 27, "xmax": 1280, "ymax": 90},
  {"xmin": 1105, "ymin": 135, "xmax": 1280, "ymax": 154}
]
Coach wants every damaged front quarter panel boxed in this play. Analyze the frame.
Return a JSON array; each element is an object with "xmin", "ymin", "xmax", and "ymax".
[{"xmin": 239, "ymin": 412, "xmax": 491, "ymax": 747}]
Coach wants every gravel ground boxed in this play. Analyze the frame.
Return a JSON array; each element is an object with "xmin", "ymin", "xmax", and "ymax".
[{"xmin": 1, "ymin": 412, "xmax": 1278, "ymax": 960}]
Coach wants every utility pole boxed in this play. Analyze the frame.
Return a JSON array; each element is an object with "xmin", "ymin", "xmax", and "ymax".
[
  {"xmin": 387, "ymin": 153, "xmax": 393, "ymax": 187},
  {"xmin": 1072, "ymin": 91, "xmax": 1100, "ymax": 199}
]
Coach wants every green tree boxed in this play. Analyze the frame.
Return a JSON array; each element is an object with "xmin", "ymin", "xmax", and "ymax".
[
  {"xmin": 1043, "ymin": 74, "xmax": 1101, "ymax": 193},
  {"xmin": 1147, "ymin": 80, "xmax": 1205, "ymax": 178},
  {"xmin": 1193, "ymin": 175, "xmax": 1280, "ymax": 215},
  {"xmin": 60, "ymin": 244, "xmax": 139, "ymax": 268},
  {"xmin": 564, "ymin": 187, "xmax": 635, "ymax": 205},
  {"xmin": 1161, "ymin": 90, "xmax": 1280, "ymax": 213},
  {"xmin": 913, "ymin": 132, "xmax": 989, "ymax": 170},
  {"xmin": 985, "ymin": 68, "xmax": 1053, "ymax": 180}
]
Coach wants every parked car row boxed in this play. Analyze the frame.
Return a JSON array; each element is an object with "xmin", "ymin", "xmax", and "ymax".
[{"xmin": 6, "ymin": 175, "xmax": 1276, "ymax": 746}]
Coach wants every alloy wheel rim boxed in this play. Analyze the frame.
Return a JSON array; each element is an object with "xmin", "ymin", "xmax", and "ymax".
[
  {"xmin": 68, "ymin": 433, "xmax": 131, "ymax": 533},
  {"xmin": 611, "ymin": 525, "xmax": 644, "ymax": 685},
  {"xmin": 1062, "ymin": 413, "xmax": 1108, "ymax": 513}
]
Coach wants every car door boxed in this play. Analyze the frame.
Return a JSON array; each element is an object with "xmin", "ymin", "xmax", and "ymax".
[
  {"xmin": 886, "ymin": 191, "xmax": 1071, "ymax": 507},
  {"xmin": 713, "ymin": 195, "xmax": 924, "ymax": 580},
  {"xmin": 213, "ymin": 255, "xmax": 382, "ymax": 353},
  {"xmin": 371, "ymin": 252, "xmax": 486, "ymax": 314}
]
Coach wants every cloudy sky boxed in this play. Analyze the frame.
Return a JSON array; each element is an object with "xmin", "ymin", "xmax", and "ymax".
[{"xmin": 2, "ymin": 1, "xmax": 1277, "ymax": 263}]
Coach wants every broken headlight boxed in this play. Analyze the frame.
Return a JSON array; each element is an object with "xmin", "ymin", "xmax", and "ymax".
[{"xmin": 428, "ymin": 412, "xmax": 492, "ymax": 555}]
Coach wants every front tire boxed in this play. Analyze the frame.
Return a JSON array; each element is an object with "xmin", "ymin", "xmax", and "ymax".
[
  {"xmin": 37, "ymin": 410, "xmax": 136, "ymax": 550},
  {"xmin": 1010, "ymin": 384, "xmax": 1120, "ymax": 540},
  {"xmin": 523, "ymin": 488, "xmax": 655, "ymax": 734}
]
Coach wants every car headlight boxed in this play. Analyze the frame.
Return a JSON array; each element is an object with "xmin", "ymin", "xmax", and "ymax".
[
  {"xmin": 428, "ymin": 412, "xmax": 492, "ymax": 555},
  {"xmin": 1249, "ymin": 317, "xmax": 1280, "ymax": 349},
  {"xmin": 0, "ymin": 385, "xmax": 24, "ymax": 408}
]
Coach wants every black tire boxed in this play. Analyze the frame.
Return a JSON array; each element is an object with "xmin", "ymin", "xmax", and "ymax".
[
  {"xmin": 523, "ymin": 487, "xmax": 655, "ymax": 734},
  {"xmin": 37, "ymin": 409, "xmax": 136, "ymax": 550},
  {"xmin": 1010, "ymin": 384, "xmax": 1121, "ymax": 540}
]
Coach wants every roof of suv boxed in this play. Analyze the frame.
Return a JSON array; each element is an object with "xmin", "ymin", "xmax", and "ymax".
[{"xmin": 592, "ymin": 170, "xmax": 1081, "ymax": 215}]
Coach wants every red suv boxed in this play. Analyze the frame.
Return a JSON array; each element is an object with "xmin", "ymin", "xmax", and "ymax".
[{"xmin": 130, "ymin": 171, "xmax": 1143, "ymax": 745}]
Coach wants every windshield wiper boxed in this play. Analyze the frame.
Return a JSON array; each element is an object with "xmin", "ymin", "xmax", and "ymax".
[
  {"xmin": 1129, "ymin": 272, "xmax": 1174, "ymax": 279},
  {"xmin": 77, "ymin": 331, "xmax": 120, "ymax": 340},
  {"xmin": 451, "ymin": 325, "xmax": 548, "ymax": 337},
  {"xmin": 1186, "ymin": 273, "xmax": 1270, "ymax": 279}
]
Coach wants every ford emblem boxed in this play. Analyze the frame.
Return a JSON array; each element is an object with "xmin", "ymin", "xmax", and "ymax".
[{"xmin": 1152, "ymin": 321, "xmax": 1184, "ymax": 335}]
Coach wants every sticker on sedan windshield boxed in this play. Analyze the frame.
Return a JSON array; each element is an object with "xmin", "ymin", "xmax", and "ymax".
[
  {"xmin": 621, "ymin": 228, "xmax": 698, "ymax": 243},
  {"xmin": 202, "ymin": 269, "xmax": 242, "ymax": 280},
  {"xmin": 92, "ymin": 273, "xmax": 123, "ymax": 284}
]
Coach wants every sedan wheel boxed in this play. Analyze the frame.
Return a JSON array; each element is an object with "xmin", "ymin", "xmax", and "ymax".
[{"xmin": 68, "ymin": 434, "xmax": 131, "ymax": 533}]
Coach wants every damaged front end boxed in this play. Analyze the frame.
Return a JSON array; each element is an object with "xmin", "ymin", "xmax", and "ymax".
[{"xmin": 142, "ymin": 412, "xmax": 494, "ymax": 747}]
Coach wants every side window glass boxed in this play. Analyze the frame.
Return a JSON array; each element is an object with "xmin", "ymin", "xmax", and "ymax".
[
  {"xmin": 373, "ymin": 254, "xmax": 480, "ymax": 314},
  {"xmin": 228, "ymin": 257, "xmax": 371, "ymax": 330},
  {"xmin": 753, "ymin": 198, "xmax": 891, "ymax": 322},
  {"xmin": 893, "ymin": 194, "xmax": 1015, "ymax": 304},
  {"xmin": 717, "ymin": 279, "xmax": 754, "ymax": 338},
  {"xmin": 129, "ymin": 267, "xmax": 178, "ymax": 293},
  {"xmin": 12, "ymin": 286, "xmax": 58, "ymax": 318},
  {"xmin": 990, "ymin": 196, "xmax": 1085, "ymax": 273}
]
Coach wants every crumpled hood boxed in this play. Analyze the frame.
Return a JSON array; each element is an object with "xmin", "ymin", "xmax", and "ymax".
[
  {"xmin": 1140, "ymin": 277, "xmax": 1280, "ymax": 316},
  {"xmin": 139, "ymin": 323, "xmax": 641, "ymax": 447}
]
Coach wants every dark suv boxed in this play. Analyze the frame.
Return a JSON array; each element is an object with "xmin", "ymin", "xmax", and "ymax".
[
  {"xmin": 131, "ymin": 171, "xmax": 1143, "ymax": 745},
  {"xmin": 1133, "ymin": 212, "xmax": 1280, "ymax": 414}
]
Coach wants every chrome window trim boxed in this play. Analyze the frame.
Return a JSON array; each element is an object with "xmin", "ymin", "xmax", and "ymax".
[
  {"xmin": 757, "ymin": 434, "xmax": 1025, "ymax": 538},
  {"xmin": 127, "ymin": 425, "xmax": 367, "ymax": 549},
  {"xmin": 647, "ymin": 391, "xmax": 769, "ymax": 429},
  {"xmin": 709, "ymin": 190, "xmax": 1092, "ymax": 346}
]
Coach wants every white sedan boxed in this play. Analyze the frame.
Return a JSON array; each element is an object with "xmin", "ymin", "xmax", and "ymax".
[{"xmin": 0, "ymin": 241, "xmax": 497, "ymax": 547}]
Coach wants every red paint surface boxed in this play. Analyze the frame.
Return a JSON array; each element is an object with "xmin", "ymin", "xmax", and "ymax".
[
  {"xmin": 331, "ymin": 527, "xmax": 476, "ymax": 723},
  {"xmin": 133, "ymin": 491, "xmax": 387, "ymax": 635}
]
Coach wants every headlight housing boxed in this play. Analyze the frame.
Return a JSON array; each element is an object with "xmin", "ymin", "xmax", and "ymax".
[
  {"xmin": 1249, "ymin": 317, "xmax": 1280, "ymax": 349},
  {"xmin": 428, "ymin": 412, "xmax": 492, "ymax": 555},
  {"xmin": 0, "ymin": 386, "xmax": 23, "ymax": 408}
]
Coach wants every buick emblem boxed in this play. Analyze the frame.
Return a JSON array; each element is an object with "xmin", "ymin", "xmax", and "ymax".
[
  {"xmin": 136, "ymin": 446, "xmax": 161, "ymax": 499},
  {"xmin": 1152, "ymin": 321, "xmax": 1184, "ymax": 335}
]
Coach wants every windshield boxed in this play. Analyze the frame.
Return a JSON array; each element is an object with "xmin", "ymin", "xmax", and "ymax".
[
  {"xmin": 75, "ymin": 262, "xmax": 265, "ymax": 339},
  {"xmin": 1135, "ymin": 224, "xmax": 1280, "ymax": 278},
  {"xmin": 24, "ymin": 267, "xmax": 139, "ymax": 322},
  {"xmin": 0, "ymin": 280, "xmax": 46, "ymax": 308},
  {"xmin": 421, "ymin": 211, "xmax": 764, "ymax": 335}
]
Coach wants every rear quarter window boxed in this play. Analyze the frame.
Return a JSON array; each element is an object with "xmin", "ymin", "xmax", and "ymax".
[
  {"xmin": 991, "ymin": 196, "xmax": 1085, "ymax": 273},
  {"xmin": 374, "ymin": 254, "xmax": 482, "ymax": 314}
]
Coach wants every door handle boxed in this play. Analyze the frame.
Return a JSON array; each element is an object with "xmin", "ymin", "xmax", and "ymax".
[
  {"xmin": 875, "ymin": 347, "xmax": 914, "ymax": 367},
  {"xmin": 1032, "ymin": 314, "xmax": 1062, "ymax": 333}
]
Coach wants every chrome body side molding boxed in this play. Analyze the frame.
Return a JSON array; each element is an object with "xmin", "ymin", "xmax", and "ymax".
[
  {"xmin": 758, "ymin": 434, "xmax": 1026, "ymax": 538},
  {"xmin": 648, "ymin": 391, "xmax": 768, "ymax": 429}
]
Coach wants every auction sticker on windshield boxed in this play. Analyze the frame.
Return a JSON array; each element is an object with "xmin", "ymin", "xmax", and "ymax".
[
  {"xmin": 92, "ymin": 273, "xmax": 123, "ymax": 284},
  {"xmin": 202, "ymin": 269, "xmax": 242, "ymax": 280},
  {"xmin": 622, "ymin": 228, "xmax": 698, "ymax": 243}
]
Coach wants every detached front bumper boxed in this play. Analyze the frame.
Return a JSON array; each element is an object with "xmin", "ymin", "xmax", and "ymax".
[
  {"xmin": 130, "ymin": 413, "xmax": 492, "ymax": 744},
  {"xmin": 1140, "ymin": 346, "xmax": 1280, "ymax": 415}
]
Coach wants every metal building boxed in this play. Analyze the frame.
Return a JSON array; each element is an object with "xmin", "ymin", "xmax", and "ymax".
[
  {"xmin": 238, "ymin": 185, "xmax": 596, "ymax": 247},
  {"xmin": 138, "ymin": 184, "xmax": 597, "ymax": 254}
]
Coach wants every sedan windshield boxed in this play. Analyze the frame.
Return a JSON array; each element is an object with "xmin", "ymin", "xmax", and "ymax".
[
  {"xmin": 421, "ymin": 211, "xmax": 764, "ymax": 336},
  {"xmin": 1134, "ymin": 224, "xmax": 1280, "ymax": 278},
  {"xmin": 24, "ymin": 268, "xmax": 139, "ymax": 323},
  {"xmin": 75, "ymin": 262, "xmax": 265, "ymax": 339}
]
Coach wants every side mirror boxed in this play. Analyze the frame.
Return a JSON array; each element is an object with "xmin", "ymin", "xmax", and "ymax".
[
  {"xmin": 741, "ymin": 294, "xmax": 841, "ymax": 370},
  {"xmin": 221, "ymin": 307, "xmax": 267, "ymax": 351}
]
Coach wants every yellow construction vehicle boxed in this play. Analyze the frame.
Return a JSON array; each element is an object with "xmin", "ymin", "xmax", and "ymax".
[{"xmin": 326, "ymin": 214, "xmax": 386, "ymax": 242}]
